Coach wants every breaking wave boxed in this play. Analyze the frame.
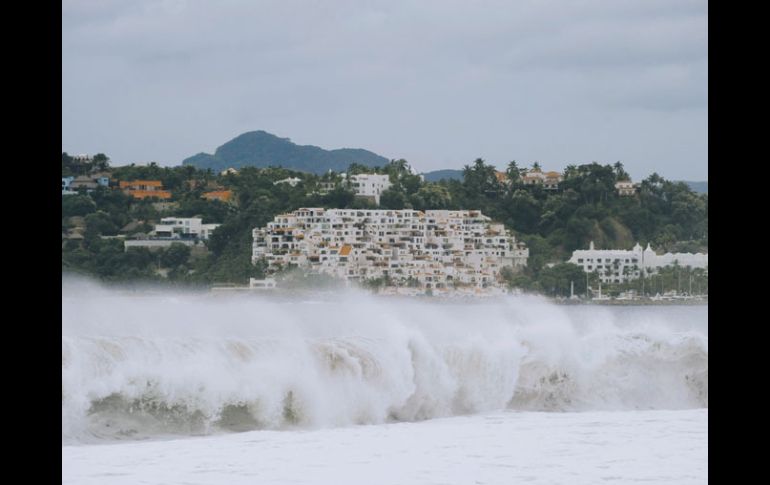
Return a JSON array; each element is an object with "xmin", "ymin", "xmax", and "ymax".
[{"xmin": 62, "ymin": 279, "xmax": 707, "ymax": 443}]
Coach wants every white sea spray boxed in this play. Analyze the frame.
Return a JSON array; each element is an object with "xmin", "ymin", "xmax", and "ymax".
[{"xmin": 62, "ymin": 277, "xmax": 707, "ymax": 442}]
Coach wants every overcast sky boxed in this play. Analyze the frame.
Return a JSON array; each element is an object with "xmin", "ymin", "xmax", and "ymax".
[{"xmin": 62, "ymin": 0, "xmax": 707, "ymax": 180}]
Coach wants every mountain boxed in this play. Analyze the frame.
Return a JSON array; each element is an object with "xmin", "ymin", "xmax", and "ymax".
[
  {"xmin": 421, "ymin": 169, "xmax": 464, "ymax": 182},
  {"xmin": 680, "ymin": 181, "xmax": 708, "ymax": 194},
  {"xmin": 181, "ymin": 131, "xmax": 389, "ymax": 175}
]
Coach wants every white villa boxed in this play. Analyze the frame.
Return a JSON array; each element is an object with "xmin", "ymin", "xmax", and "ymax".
[
  {"xmin": 521, "ymin": 168, "xmax": 563, "ymax": 190},
  {"xmin": 568, "ymin": 241, "xmax": 708, "ymax": 284},
  {"xmin": 153, "ymin": 217, "xmax": 221, "ymax": 240},
  {"xmin": 252, "ymin": 208, "xmax": 528, "ymax": 290},
  {"xmin": 316, "ymin": 173, "xmax": 392, "ymax": 205},
  {"xmin": 350, "ymin": 173, "xmax": 391, "ymax": 204}
]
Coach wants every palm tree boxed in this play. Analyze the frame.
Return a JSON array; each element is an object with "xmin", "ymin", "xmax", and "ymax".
[
  {"xmin": 613, "ymin": 161, "xmax": 629, "ymax": 181},
  {"xmin": 388, "ymin": 159, "xmax": 410, "ymax": 177},
  {"xmin": 506, "ymin": 160, "xmax": 521, "ymax": 185}
]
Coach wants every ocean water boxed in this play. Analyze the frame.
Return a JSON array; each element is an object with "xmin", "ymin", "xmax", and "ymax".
[{"xmin": 62, "ymin": 278, "xmax": 707, "ymax": 484}]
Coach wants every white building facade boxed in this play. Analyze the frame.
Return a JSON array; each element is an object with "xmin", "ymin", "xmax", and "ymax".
[
  {"xmin": 153, "ymin": 217, "xmax": 220, "ymax": 240},
  {"xmin": 350, "ymin": 174, "xmax": 391, "ymax": 204},
  {"xmin": 252, "ymin": 208, "xmax": 528, "ymax": 290},
  {"xmin": 568, "ymin": 241, "xmax": 708, "ymax": 283},
  {"xmin": 615, "ymin": 181, "xmax": 636, "ymax": 196},
  {"xmin": 521, "ymin": 168, "xmax": 563, "ymax": 190}
]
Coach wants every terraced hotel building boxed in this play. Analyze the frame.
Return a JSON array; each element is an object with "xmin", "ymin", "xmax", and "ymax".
[{"xmin": 252, "ymin": 208, "xmax": 528, "ymax": 289}]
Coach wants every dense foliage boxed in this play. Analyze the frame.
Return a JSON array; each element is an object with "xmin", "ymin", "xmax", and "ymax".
[{"xmin": 62, "ymin": 154, "xmax": 708, "ymax": 294}]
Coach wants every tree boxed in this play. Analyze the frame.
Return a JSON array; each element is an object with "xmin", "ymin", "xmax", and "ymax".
[
  {"xmin": 84, "ymin": 211, "xmax": 119, "ymax": 237},
  {"xmin": 505, "ymin": 190, "xmax": 541, "ymax": 234},
  {"xmin": 506, "ymin": 160, "xmax": 521, "ymax": 186},
  {"xmin": 347, "ymin": 163, "xmax": 373, "ymax": 175},
  {"xmin": 536, "ymin": 263, "xmax": 586, "ymax": 297},
  {"xmin": 62, "ymin": 152, "xmax": 75, "ymax": 177},
  {"xmin": 462, "ymin": 159, "xmax": 499, "ymax": 192},
  {"xmin": 346, "ymin": 196, "xmax": 375, "ymax": 209},
  {"xmin": 322, "ymin": 187, "xmax": 356, "ymax": 208},
  {"xmin": 161, "ymin": 243, "xmax": 191, "ymax": 269},
  {"xmin": 563, "ymin": 164, "xmax": 578, "ymax": 179},
  {"xmin": 613, "ymin": 161, "xmax": 629, "ymax": 181},
  {"xmin": 62, "ymin": 195, "xmax": 97, "ymax": 217},
  {"xmin": 385, "ymin": 159, "xmax": 410, "ymax": 178},
  {"xmin": 93, "ymin": 153, "xmax": 110, "ymax": 172},
  {"xmin": 411, "ymin": 184, "xmax": 452, "ymax": 209},
  {"xmin": 379, "ymin": 188, "xmax": 409, "ymax": 209},
  {"xmin": 518, "ymin": 234, "xmax": 555, "ymax": 273}
]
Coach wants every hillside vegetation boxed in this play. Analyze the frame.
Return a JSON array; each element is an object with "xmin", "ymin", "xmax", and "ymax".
[{"xmin": 62, "ymin": 153, "xmax": 707, "ymax": 295}]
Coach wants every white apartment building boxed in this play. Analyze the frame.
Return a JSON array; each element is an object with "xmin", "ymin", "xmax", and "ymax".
[
  {"xmin": 569, "ymin": 241, "xmax": 708, "ymax": 284},
  {"xmin": 350, "ymin": 174, "xmax": 391, "ymax": 204},
  {"xmin": 252, "ymin": 208, "xmax": 528, "ymax": 290},
  {"xmin": 153, "ymin": 217, "xmax": 220, "ymax": 240}
]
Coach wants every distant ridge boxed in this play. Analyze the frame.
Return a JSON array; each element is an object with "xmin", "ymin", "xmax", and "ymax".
[
  {"xmin": 182, "ymin": 131, "xmax": 389, "ymax": 175},
  {"xmin": 681, "ymin": 181, "xmax": 708, "ymax": 194},
  {"xmin": 421, "ymin": 169, "xmax": 464, "ymax": 182}
]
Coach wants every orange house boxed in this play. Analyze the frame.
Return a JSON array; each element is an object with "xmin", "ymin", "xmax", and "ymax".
[
  {"xmin": 202, "ymin": 189, "xmax": 234, "ymax": 203},
  {"xmin": 119, "ymin": 180, "xmax": 172, "ymax": 200}
]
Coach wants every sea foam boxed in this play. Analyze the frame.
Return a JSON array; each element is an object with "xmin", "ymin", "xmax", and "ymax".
[{"xmin": 62, "ymin": 278, "xmax": 707, "ymax": 442}]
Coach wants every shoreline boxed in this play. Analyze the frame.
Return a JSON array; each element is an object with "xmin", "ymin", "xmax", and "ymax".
[
  {"xmin": 551, "ymin": 298, "xmax": 708, "ymax": 306},
  {"xmin": 207, "ymin": 286, "xmax": 707, "ymax": 305}
]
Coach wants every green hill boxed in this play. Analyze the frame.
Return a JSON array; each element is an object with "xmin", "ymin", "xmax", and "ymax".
[
  {"xmin": 422, "ymin": 169, "xmax": 464, "ymax": 182},
  {"xmin": 182, "ymin": 131, "xmax": 389, "ymax": 175}
]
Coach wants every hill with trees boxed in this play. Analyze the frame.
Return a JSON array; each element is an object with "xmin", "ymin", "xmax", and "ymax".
[
  {"xmin": 62, "ymin": 153, "xmax": 708, "ymax": 296},
  {"xmin": 421, "ymin": 169, "xmax": 464, "ymax": 182}
]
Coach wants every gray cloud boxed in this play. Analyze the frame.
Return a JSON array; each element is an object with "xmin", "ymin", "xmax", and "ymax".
[{"xmin": 63, "ymin": 0, "xmax": 708, "ymax": 181}]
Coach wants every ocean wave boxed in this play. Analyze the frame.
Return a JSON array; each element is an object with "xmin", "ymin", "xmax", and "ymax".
[{"xmin": 62, "ymin": 283, "xmax": 707, "ymax": 442}]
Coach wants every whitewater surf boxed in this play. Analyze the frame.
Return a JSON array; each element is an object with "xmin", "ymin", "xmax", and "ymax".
[{"xmin": 62, "ymin": 278, "xmax": 707, "ymax": 444}]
